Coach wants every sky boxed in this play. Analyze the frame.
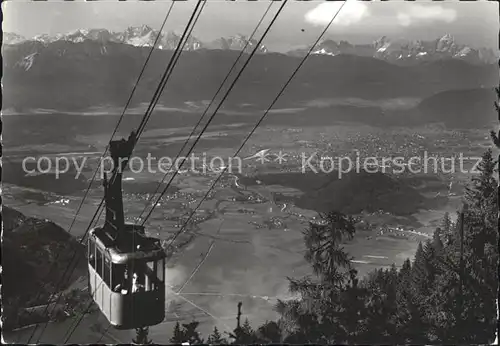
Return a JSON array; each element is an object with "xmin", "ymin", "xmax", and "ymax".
[{"xmin": 3, "ymin": 0, "xmax": 498, "ymax": 52}]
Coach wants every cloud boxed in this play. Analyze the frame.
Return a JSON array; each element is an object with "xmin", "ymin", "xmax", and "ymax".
[
  {"xmin": 397, "ymin": 4, "xmax": 457, "ymax": 27},
  {"xmin": 304, "ymin": 2, "xmax": 458, "ymax": 30},
  {"xmin": 305, "ymin": 1, "xmax": 370, "ymax": 27}
]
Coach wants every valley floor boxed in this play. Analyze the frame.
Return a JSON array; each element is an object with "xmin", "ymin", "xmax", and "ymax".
[{"xmin": 3, "ymin": 120, "xmax": 488, "ymax": 343}]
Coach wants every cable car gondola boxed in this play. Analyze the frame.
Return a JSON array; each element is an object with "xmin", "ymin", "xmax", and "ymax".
[{"xmin": 88, "ymin": 133, "xmax": 166, "ymax": 331}]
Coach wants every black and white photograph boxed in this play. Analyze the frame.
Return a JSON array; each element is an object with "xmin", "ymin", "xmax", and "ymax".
[{"xmin": 2, "ymin": 0, "xmax": 499, "ymax": 344}]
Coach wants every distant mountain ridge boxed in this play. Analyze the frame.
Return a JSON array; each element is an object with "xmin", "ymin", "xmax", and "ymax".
[
  {"xmin": 415, "ymin": 88, "xmax": 498, "ymax": 128},
  {"xmin": 2, "ymin": 27, "xmax": 497, "ymax": 114},
  {"xmin": 2, "ymin": 38, "xmax": 496, "ymax": 112},
  {"xmin": 302, "ymin": 34, "xmax": 498, "ymax": 65},
  {"xmin": 3, "ymin": 26, "xmax": 267, "ymax": 53},
  {"xmin": 3, "ymin": 27, "xmax": 497, "ymax": 64}
]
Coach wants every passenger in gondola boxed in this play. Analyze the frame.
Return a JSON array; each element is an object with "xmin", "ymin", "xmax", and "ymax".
[
  {"xmin": 114, "ymin": 270, "xmax": 129, "ymax": 294},
  {"xmin": 132, "ymin": 272, "xmax": 145, "ymax": 293}
]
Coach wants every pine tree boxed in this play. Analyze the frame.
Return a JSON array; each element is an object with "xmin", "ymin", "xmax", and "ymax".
[
  {"xmin": 462, "ymin": 150, "xmax": 498, "ymax": 343},
  {"xmin": 230, "ymin": 318, "xmax": 259, "ymax": 344},
  {"xmin": 432, "ymin": 230, "xmax": 444, "ymax": 254},
  {"xmin": 465, "ymin": 149, "xmax": 497, "ymax": 217},
  {"xmin": 395, "ymin": 245, "xmax": 430, "ymax": 343},
  {"xmin": 429, "ymin": 149, "xmax": 499, "ymax": 344},
  {"xmin": 441, "ymin": 213, "xmax": 451, "ymax": 232},
  {"xmin": 399, "ymin": 258, "xmax": 412, "ymax": 280},
  {"xmin": 335, "ymin": 269, "xmax": 369, "ymax": 344},
  {"xmin": 171, "ymin": 321, "xmax": 185, "ymax": 344},
  {"xmin": 459, "ymin": 150, "xmax": 498, "ymax": 298},
  {"xmin": 182, "ymin": 321, "xmax": 203, "ymax": 344},
  {"xmin": 440, "ymin": 212, "xmax": 453, "ymax": 245},
  {"xmin": 207, "ymin": 326, "xmax": 226, "ymax": 344},
  {"xmin": 275, "ymin": 211, "xmax": 358, "ymax": 344},
  {"xmin": 421, "ymin": 238, "xmax": 445, "ymax": 311},
  {"xmin": 362, "ymin": 267, "xmax": 398, "ymax": 344},
  {"xmin": 257, "ymin": 321, "xmax": 282, "ymax": 343},
  {"xmin": 395, "ymin": 258, "xmax": 412, "ymax": 341},
  {"xmin": 411, "ymin": 242, "xmax": 427, "ymax": 292},
  {"xmin": 304, "ymin": 211, "xmax": 356, "ymax": 285}
]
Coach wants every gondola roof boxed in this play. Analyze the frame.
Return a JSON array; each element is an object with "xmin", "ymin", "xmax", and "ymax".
[{"xmin": 90, "ymin": 224, "xmax": 166, "ymax": 264}]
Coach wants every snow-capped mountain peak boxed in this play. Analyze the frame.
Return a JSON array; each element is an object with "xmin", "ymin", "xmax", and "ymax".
[
  {"xmin": 3, "ymin": 28, "xmax": 497, "ymax": 65},
  {"xmin": 289, "ymin": 34, "xmax": 497, "ymax": 64},
  {"xmin": 3, "ymin": 32, "xmax": 27, "ymax": 45},
  {"xmin": 68, "ymin": 29, "xmax": 89, "ymax": 36},
  {"xmin": 312, "ymin": 48, "xmax": 337, "ymax": 56},
  {"xmin": 437, "ymin": 34, "xmax": 454, "ymax": 45},
  {"xmin": 308, "ymin": 34, "xmax": 497, "ymax": 65},
  {"xmin": 373, "ymin": 36, "xmax": 390, "ymax": 51},
  {"xmin": 64, "ymin": 29, "xmax": 91, "ymax": 43},
  {"xmin": 436, "ymin": 33, "xmax": 457, "ymax": 53},
  {"xmin": 123, "ymin": 25, "xmax": 154, "ymax": 40},
  {"xmin": 7, "ymin": 26, "xmax": 203, "ymax": 50},
  {"xmin": 207, "ymin": 34, "xmax": 268, "ymax": 53}
]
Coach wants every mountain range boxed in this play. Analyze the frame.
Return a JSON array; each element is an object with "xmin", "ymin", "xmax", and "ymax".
[
  {"xmin": 4, "ymin": 27, "xmax": 497, "ymax": 65},
  {"xmin": 3, "ymin": 39, "xmax": 496, "ymax": 112},
  {"xmin": 3, "ymin": 26, "xmax": 267, "ymax": 54},
  {"xmin": 305, "ymin": 34, "xmax": 498, "ymax": 66},
  {"xmin": 2, "ymin": 26, "xmax": 497, "ymax": 128}
]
